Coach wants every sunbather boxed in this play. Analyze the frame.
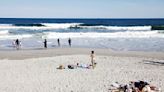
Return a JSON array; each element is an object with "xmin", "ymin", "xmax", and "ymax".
[
  {"xmin": 110, "ymin": 81, "xmax": 160, "ymax": 92},
  {"xmin": 130, "ymin": 81, "xmax": 160, "ymax": 92},
  {"xmin": 77, "ymin": 63, "xmax": 91, "ymax": 69},
  {"xmin": 57, "ymin": 65, "xmax": 65, "ymax": 69},
  {"xmin": 67, "ymin": 64, "xmax": 77, "ymax": 69}
]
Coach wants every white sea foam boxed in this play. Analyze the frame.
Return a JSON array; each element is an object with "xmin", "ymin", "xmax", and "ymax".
[
  {"xmin": 0, "ymin": 23, "xmax": 81, "ymax": 30},
  {"xmin": 106, "ymin": 26, "xmax": 151, "ymax": 31},
  {"xmin": 0, "ymin": 30, "xmax": 163, "ymax": 40},
  {"xmin": 80, "ymin": 26, "xmax": 152, "ymax": 31},
  {"xmin": 0, "ymin": 34, "xmax": 32, "ymax": 40},
  {"xmin": 42, "ymin": 23, "xmax": 81, "ymax": 28},
  {"xmin": 44, "ymin": 31, "xmax": 164, "ymax": 39},
  {"xmin": 0, "ymin": 23, "xmax": 152, "ymax": 31},
  {"xmin": 0, "ymin": 30, "xmax": 9, "ymax": 35}
]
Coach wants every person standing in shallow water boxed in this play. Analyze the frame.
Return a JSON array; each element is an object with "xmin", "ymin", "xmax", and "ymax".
[
  {"xmin": 44, "ymin": 39, "xmax": 47, "ymax": 48},
  {"xmin": 15, "ymin": 39, "xmax": 21, "ymax": 50},
  {"xmin": 57, "ymin": 38, "xmax": 60, "ymax": 47},
  {"xmin": 68, "ymin": 38, "xmax": 71, "ymax": 47}
]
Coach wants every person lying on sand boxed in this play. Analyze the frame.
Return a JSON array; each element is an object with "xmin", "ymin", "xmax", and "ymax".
[
  {"xmin": 57, "ymin": 65, "xmax": 65, "ymax": 69},
  {"xmin": 67, "ymin": 64, "xmax": 77, "ymax": 69},
  {"xmin": 77, "ymin": 63, "xmax": 92, "ymax": 69},
  {"xmin": 130, "ymin": 81, "xmax": 160, "ymax": 92},
  {"xmin": 67, "ymin": 63, "xmax": 91, "ymax": 69},
  {"xmin": 109, "ymin": 81, "xmax": 160, "ymax": 92}
]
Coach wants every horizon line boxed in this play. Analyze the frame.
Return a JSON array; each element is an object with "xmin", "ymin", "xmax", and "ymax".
[{"xmin": 0, "ymin": 17, "xmax": 164, "ymax": 19}]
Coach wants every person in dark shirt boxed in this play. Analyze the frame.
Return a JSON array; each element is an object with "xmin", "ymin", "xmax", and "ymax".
[
  {"xmin": 44, "ymin": 39, "xmax": 47, "ymax": 48},
  {"xmin": 68, "ymin": 38, "xmax": 71, "ymax": 47},
  {"xmin": 57, "ymin": 38, "xmax": 60, "ymax": 47},
  {"xmin": 15, "ymin": 39, "xmax": 21, "ymax": 50}
]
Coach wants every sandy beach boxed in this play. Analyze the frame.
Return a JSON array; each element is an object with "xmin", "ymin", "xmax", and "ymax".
[
  {"xmin": 0, "ymin": 0, "xmax": 164, "ymax": 91},
  {"xmin": 1, "ymin": 48, "xmax": 164, "ymax": 60},
  {"xmin": 0, "ymin": 48, "xmax": 164, "ymax": 92}
]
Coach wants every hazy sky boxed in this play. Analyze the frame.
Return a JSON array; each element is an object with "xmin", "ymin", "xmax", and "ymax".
[{"xmin": 0, "ymin": 0, "xmax": 164, "ymax": 18}]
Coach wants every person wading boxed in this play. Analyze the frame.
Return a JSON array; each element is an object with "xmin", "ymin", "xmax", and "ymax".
[
  {"xmin": 44, "ymin": 39, "xmax": 47, "ymax": 48},
  {"xmin": 68, "ymin": 38, "xmax": 71, "ymax": 47}
]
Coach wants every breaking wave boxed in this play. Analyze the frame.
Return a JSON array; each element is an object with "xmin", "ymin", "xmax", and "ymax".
[
  {"xmin": 0, "ymin": 31, "xmax": 163, "ymax": 40},
  {"xmin": 0, "ymin": 30, "xmax": 9, "ymax": 35},
  {"xmin": 44, "ymin": 31, "xmax": 164, "ymax": 39},
  {"xmin": 0, "ymin": 23, "xmax": 153, "ymax": 31},
  {"xmin": 77, "ymin": 26, "xmax": 151, "ymax": 31},
  {"xmin": 0, "ymin": 23, "xmax": 81, "ymax": 30},
  {"xmin": 0, "ymin": 34, "xmax": 32, "ymax": 40}
]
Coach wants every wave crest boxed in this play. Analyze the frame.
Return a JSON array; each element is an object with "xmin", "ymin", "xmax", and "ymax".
[
  {"xmin": 0, "ymin": 23, "xmax": 151, "ymax": 31},
  {"xmin": 74, "ymin": 26, "xmax": 151, "ymax": 31},
  {"xmin": 0, "ymin": 23, "xmax": 81, "ymax": 30},
  {"xmin": 43, "ymin": 31, "xmax": 164, "ymax": 39},
  {"xmin": 42, "ymin": 23, "xmax": 81, "ymax": 29}
]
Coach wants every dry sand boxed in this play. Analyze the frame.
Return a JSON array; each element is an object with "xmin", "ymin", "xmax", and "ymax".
[{"xmin": 0, "ymin": 48, "xmax": 164, "ymax": 92}]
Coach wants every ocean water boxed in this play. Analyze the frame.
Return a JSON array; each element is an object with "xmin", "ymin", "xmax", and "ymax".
[{"xmin": 0, "ymin": 18, "xmax": 164, "ymax": 51}]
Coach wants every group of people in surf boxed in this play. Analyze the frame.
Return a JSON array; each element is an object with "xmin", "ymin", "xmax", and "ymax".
[
  {"xmin": 12, "ymin": 38, "xmax": 72, "ymax": 50},
  {"xmin": 43, "ymin": 38, "xmax": 71, "ymax": 48}
]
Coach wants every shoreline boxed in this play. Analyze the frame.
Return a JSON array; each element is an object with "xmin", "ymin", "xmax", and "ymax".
[{"xmin": 0, "ymin": 48, "xmax": 164, "ymax": 60}]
